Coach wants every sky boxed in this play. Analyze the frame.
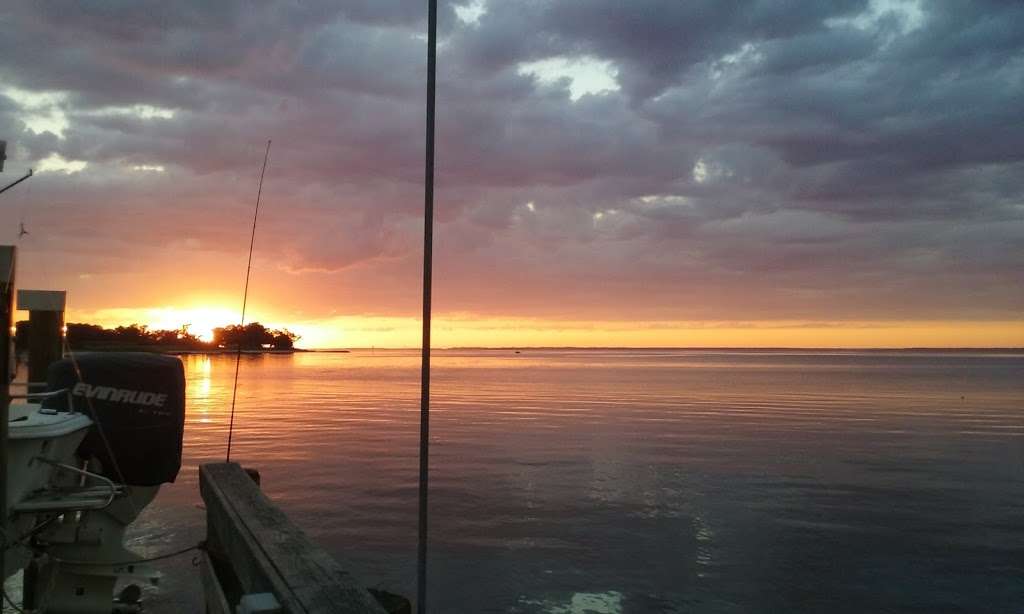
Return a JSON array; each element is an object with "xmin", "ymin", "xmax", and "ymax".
[{"xmin": 0, "ymin": 0, "xmax": 1022, "ymax": 348}]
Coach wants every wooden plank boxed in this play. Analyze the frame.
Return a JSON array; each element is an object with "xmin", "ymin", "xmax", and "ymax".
[
  {"xmin": 199, "ymin": 551, "xmax": 232, "ymax": 614},
  {"xmin": 200, "ymin": 462, "xmax": 387, "ymax": 614}
]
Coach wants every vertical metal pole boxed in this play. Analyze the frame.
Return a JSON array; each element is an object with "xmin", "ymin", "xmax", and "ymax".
[
  {"xmin": 417, "ymin": 1, "xmax": 438, "ymax": 612},
  {"xmin": 0, "ymin": 246, "xmax": 16, "ymax": 583}
]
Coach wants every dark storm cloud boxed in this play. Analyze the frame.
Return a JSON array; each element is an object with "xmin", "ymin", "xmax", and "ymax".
[{"xmin": 0, "ymin": 0, "xmax": 1022, "ymax": 321}]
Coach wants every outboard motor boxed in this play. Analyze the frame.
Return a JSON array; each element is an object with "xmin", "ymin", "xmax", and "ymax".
[
  {"xmin": 44, "ymin": 352, "xmax": 186, "ymax": 486},
  {"xmin": 29, "ymin": 352, "xmax": 186, "ymax": 614}
]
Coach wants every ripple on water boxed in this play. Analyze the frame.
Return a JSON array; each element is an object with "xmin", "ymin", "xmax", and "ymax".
[{"xmin": 136, "ymin": 349, "xmax": 1024, "ymax": 613}]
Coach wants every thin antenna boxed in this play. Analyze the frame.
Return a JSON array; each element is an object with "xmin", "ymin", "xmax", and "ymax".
[
  {"xmin": 226, "ymin": 139, "xmax": 272, "ymax": 463},
  {"xmin": 18, "ymin": 175, "xmax": 33, "ymax": 239},
  {"xmin": 417, "ymin": 1, "xmax": 438, "ymax": 612},
  {"xmin": 0, "ymin": 168, "xmax": 33, "ymax": 196}
]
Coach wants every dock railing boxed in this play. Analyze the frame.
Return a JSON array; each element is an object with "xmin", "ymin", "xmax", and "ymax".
[{"xmin": 199, "ymin": 462, "xmax": 394, "ymax": 614}]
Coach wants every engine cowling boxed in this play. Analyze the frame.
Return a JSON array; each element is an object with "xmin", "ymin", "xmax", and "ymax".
[{"xmin": 43, "ymin": 352, "xmax": 186, "ymax": 486}]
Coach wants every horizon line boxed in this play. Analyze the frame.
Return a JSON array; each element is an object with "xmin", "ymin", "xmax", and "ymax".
[{"xmin": 311, "ymin": 346, "xmax": 1024, "ymax": 352}]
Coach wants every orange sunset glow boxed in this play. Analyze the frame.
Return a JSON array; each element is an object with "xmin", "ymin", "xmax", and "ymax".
[
  {"xmin": 144, "ymin": 307, "xmax": 240, "ymax": 343},
  {"xmin": 62, "ymin": 304, "xmax": 1024, "ymax": 350}
]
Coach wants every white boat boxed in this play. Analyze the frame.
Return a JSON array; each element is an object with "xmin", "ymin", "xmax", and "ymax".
[
  {"xmin": 2, "ymin": 246, "xmax": 187, "ymax": 614},
  {"xmin": 4, "ymin": 396, "xmax": 94, "ymax": 575}
]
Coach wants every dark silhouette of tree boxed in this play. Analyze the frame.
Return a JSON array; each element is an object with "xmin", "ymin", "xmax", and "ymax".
[
  {"xmin": 112, "ymin": 324, "xmax": 150, "ymax": 343},
  {"xmin": 213, "ymin": 322, "xmax": 299, "ymax": 350},
  {"xmin": 56, "ymin": 323, "xmax": 208, "ymax": 350},
  {"xmin": 15, "ymin": 320, "xmax": 299, "ymax": 352},
  {"xmin": 272, "ymin": 330, "xmax": 297, "ymax": 350}
]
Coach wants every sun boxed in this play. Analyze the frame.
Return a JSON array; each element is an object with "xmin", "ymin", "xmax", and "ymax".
[{"xmin": 144, "ymin": 306, "xmax": 240, "ymax": 343}]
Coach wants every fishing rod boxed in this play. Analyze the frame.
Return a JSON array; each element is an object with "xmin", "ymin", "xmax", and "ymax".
[
  {"xmin": 226, "ymin": 139, "xmax": 272, "ymax": 463},
  {"xmin": 417, "ymin": 0, "xmax": 438, "ymax": 612}
]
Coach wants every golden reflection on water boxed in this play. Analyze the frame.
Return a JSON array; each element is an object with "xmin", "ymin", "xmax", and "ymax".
[{"xmin": 186, "ymin": 355, "xmax": 212, "ymax": 422}]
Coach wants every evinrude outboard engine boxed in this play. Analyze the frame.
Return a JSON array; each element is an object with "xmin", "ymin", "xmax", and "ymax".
[
  {"xmin": 23, "ymin": 352, "xmax": 187, "ymax": 614},
  {"xmin": 44, "ymin": 352, "xmax": 186, "ymax": 486}
]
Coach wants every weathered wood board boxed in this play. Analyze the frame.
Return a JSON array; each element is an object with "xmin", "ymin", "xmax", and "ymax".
[
  {"xmin": 200, "ymin": 462, "xmax": 388, "ymax": 614},
  {"xmin": 199, "ymin": 551, "xmax": 232, "ymax": 614}
]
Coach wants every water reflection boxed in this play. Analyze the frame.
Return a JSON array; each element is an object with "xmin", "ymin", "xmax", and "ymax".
[
  {"xmin": 517, "ymin": 591, "xmax": 624, "ymax": 614},
  {"xmin": 138, "ymin": 349, "xmax": 1023, "ymax": 613},
  {"xmin": 186, "ymin": 355, "xmax": 212, "ymax": 422}
]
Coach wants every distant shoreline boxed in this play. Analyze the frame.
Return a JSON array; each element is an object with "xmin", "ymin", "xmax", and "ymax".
[
  {"xmin": 314, "ymin": 346, "xmax": 1024, "ymax": 353},
  {"xmin": 172, "ymin": 348, "xmax": 318, "ymax": 355},
  {"xmin": 62, "ymin": 346, "xmax": 1022, "ymax": 355},
  {"xmin": 61, "ymin": 346, "xmax": 319, "ymax": 355}
]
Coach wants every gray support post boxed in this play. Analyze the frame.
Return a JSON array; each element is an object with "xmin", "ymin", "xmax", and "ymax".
[
  {"xmin": 0, "ymin": 245, "xmax": 16, "ymax": 582},
  {"xmin": 16, "ymin": 290, "xmax": 67, "ymax": 384}
]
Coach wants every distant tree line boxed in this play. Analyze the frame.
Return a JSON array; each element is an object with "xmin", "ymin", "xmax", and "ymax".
[{"xmin": 14, "ymin": 321, "xmax": 299, "ymax": 352}]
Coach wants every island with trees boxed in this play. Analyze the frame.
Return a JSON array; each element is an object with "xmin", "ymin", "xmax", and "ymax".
[{"xmin": 14, "ymin": 321, "xmax": 302, "ymax": 354}]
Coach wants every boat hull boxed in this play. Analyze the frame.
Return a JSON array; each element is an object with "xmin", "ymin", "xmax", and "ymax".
[{"xmin": 4, "ymin": 403, "xmax": 92, "ymax": 579}]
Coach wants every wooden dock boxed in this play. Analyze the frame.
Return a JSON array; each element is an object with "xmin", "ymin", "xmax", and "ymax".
[{"xmin": 200, "ymin": 462, "xmax": 405, "ymax": 614}]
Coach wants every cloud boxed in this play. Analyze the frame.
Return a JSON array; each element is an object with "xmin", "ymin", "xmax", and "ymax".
[{"xmin": 0, "ymin": 0, "xmax": 1021, "ymax": 327}]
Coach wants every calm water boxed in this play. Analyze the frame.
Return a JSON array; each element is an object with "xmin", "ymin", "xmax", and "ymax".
[{"xmin": 131, "ymin": 349, "xmax": 1024, "ymax": 613}]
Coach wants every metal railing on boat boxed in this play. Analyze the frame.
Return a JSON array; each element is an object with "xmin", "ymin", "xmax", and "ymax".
[{"xmin": 12, "ymin": 457, "xmax": 122, "ymax": 513}]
